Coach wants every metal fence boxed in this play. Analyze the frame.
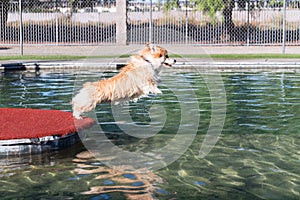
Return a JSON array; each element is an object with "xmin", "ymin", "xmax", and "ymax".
[
  {"xmin": 1, "ymin": 0, "xmax": 116, "ymax": 45},
  {"xmin": 0, "ymin": 0, "xmax": 300, "ymax": 46}
]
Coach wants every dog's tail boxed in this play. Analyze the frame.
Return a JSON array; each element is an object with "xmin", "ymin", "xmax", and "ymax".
[{"xmin": 71, "ymin": 82, "xmax": 98, "ymax": 118}]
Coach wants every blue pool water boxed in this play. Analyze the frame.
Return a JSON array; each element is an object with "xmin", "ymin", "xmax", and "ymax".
[{"xmin": 0, "ymin": 68, "xmax": 299, "ymax": 199}]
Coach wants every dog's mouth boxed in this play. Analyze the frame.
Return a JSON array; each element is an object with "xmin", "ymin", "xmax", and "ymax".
[
  {"xmin": 163, "ymin": 57, "xmax": 176, "ymax": 67},
  {"xmin": 163, "ymin": 62, "xmax": 173, "ymax": 67}
]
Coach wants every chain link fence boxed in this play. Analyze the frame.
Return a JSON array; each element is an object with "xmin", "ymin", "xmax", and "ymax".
[
  {"xmin": 0, "ymin": 0, "xmax": 299, "ymax": 46},
  {"xmin": 1, "ymin": 0, "xmax": 116, "ymax": 45}
]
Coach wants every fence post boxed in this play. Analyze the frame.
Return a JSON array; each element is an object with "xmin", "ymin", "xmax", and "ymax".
[
  {"xmin": 19, "ymin": 0, "xmax": 23, "ymax": 56},
  {"xmin": 282, "ymin": 0, "xmax": 287, "ymax": 54},
  {"xmin": 185, "ymin": 0, "xmax": 188, "ymax": 45},
  {"xmin": 246, "ymin": 0, "xmax": 250, "ymax": 46},
  {"xmin": 55, "ymin": 0, "xmax": 58, "ymax": 45},
  {"xmin": 116, "ymin": 0, "xmax": 127, "ymax": 46},
  {"xmin": 149, "ymin": 0, "xmax": 152, "ymax": 44}
]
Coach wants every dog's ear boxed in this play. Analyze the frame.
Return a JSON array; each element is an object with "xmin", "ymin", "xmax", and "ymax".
[
  {"xmin": 150, "ymin": 45, "xmax": 156, "ymax": 54},
  {"xmin": 145, "ymin": 43, "xmax": 156, "ymax": 54}
]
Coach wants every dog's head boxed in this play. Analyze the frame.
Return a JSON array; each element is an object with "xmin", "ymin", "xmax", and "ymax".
[{"xmin": 140, "ymin": 44, "xmax": 176, "ymax": 70}]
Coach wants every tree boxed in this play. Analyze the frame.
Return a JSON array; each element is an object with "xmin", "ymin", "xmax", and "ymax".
[
  {"xmin": 192, "ymin": 0, "xmax": 224, "ymax": 21},
  {"xmin": 68, "ymin": 0, "xmax": 97, "ymax": 13},
  {"xmin": 192, "ymin": 0, "xmax": 235, "ymax": 40},
  {"xmin": 163, "ymin": 0, "xmax": 179, "ymax": 11},
  {"xmin": 164, "ymin": 0, "xmax": 236, "ymax": 39},
  {"xmin": 161, "ymin": 0, "xmax": 265, "ymax": 42}
]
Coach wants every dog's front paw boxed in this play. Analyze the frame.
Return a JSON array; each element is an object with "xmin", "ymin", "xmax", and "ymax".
[
  {"xmin": 73, "ymin": 113, "xmax": 83, "ymax": 120},
  {"xmin": 153, "ymin": 87, "xmax": 162, "ymax": 94}
]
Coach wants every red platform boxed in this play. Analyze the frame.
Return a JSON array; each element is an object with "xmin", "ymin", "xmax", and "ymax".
[{"xmin": 0, "ymin": 108, "xmax": 94, "ymax": 140}]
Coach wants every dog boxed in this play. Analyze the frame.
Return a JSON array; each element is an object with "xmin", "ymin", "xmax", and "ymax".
[{"xmin": 72, "ymin": 44, "xmax": 176, "ymax": 119}]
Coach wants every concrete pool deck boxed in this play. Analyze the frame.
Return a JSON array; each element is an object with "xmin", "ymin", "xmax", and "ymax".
[{"xmin": 1, "ymin": 45, "xmax": 300, "ymax": 71}]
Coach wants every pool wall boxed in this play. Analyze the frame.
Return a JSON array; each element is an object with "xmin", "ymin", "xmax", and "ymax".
[{"xmin": 1, "ymin": 60, "xmax": 300, "ymax": 72}]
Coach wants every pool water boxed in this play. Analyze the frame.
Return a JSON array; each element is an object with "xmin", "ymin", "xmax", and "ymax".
[{"xmin": 0, "ymin": 69, "xmax": 299, "ymax": 199}]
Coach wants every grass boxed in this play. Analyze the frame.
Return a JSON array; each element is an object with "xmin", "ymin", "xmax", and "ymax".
[
  {"xmin": 1, "ymin": 54, "xmax": 300, "ymax": 61},
  {"xmin": 0, "ymin": 54, "xmax": 131, "ymax": 61},
  {"xmin": 0, "ymin": 55, "xmax": 88, "ymax": 61}
]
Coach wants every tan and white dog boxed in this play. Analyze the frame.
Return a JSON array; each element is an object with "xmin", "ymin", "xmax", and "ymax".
[{"xmin": 72, "ymin": 44, "xmax": 176, "ymax": 119}]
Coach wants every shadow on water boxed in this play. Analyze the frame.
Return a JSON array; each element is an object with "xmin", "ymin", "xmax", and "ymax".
[
  {"xmin": 0, "ymin": 140, "xmax": 167, "ymax": 200},
  {"xmin": 73, "ymin": 151, "xmax": 167, "ymax": 200}
]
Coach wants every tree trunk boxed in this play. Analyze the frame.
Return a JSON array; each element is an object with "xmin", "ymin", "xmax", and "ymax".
[
  {"xmin": 0, "ymin": 0, "xmax": 9, "ymax": 41},
  {"xmin": 222, "ymin": 1, "xmax": 235, "ymax": 42}
]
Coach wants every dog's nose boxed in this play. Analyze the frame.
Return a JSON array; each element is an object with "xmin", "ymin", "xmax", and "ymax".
[{"xmin": 174, "ymin": 59, "xmax": 176, "ymax": 63}]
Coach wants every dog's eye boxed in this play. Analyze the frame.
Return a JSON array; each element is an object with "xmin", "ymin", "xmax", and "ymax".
[{"xmin": 165, "ymin": 55, "xmax": 169, "ymax": 58}]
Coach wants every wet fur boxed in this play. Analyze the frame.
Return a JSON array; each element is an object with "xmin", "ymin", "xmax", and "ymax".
[{"xmin": 72, "ymin": 45, "xmax": 176, "ymax": 119}]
